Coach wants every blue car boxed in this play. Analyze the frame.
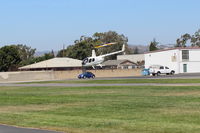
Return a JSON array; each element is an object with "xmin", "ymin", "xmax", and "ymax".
[
  {"xmin": 78, "ymin": 72, "xmax": 95, "ymax": 79},
  {"xmin": 141, "ymin": 68, "xmax": 150, "ymax": 76}
]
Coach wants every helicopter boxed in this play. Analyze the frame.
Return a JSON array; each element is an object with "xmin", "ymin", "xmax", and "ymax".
[{"xmin": 82, "ymin": 43, "xmax": 125, "ymax": 69}]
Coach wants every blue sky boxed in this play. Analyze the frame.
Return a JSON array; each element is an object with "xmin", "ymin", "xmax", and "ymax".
[{"xmin": 0, "ymin": 0, "xmax": 199, "ymax": 51}]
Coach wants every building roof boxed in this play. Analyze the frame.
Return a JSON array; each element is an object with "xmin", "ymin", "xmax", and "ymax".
[
  {"xmin": 19, "ymin": 57, "xmax": 82, "ymax": 70},
  {"xmin": 102, "ymin": 60, "xmax": 136, "ymax": 66},
  {"xmin": 145, "ymin": 47, "xmax": 200, "ymax": 54}
]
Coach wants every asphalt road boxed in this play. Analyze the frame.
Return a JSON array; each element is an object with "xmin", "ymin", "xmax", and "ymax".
[
  {"xmin": 0, "ymin": 125, "xmax": 62, "ymax": 133},
  {"xmin": 1, "ymin": 83, "xmax": 200, "ymax": 87},
  {"xmin": 97, "ymin": 73, "xmax": 200, "ymax": 80}
]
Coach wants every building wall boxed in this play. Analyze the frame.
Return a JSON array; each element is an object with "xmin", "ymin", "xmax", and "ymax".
[
  {"xmin": 117, "ymin": 54, "xmax": 144, "ymax": 63},
  {"xmin": 145, "ymin": 49, "xmax": 200, "ymax": 74},
  {"xmin": 179, "ymin": 49, "xmax": 200, "ymax": 73},
  {"xmin": 145, "ymin": 49, "xmax": 179, "ymax": 73},
  {"xmin": 0, "ymin": 69, "xmax": 142, "ymax": 83},
  {"xmin": 179, "ymin": 62, "xmax": 200, "ymax": 73}
]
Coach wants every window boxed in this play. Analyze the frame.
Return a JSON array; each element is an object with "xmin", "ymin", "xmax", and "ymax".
[
  {"xmin": 165, "ymin": 67, "xmax": 169, "ymax": 69},
  {"xmin": 82, "ymin": 58, "xmax": 88, "ymax": 65},
  {"xmin": 160, "ymin": 66, "xmax": 164, "ymax": 69},
  {"xmin": 122, "ymin": 66, "xmax": 128, "ymax": 69},
  {"xmin": 182, "ymin": 50, "xmax": 189, "ymax": 61},
  {"xmin": 89, "ymin": 59, "xmax": 92, "ymax": 63},
  {"xmin": 92, "ymin": 58, "xmax": 95, "ymax": 62}
]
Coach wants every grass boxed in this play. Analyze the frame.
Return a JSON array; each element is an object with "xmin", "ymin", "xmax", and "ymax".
[
  {"xmin": 0, "ymin": 86, "xmax": 200, "ymax": 133},
  {"xmin": 22, "ymin": 78, "xmax": 200, "ymax": 84}
]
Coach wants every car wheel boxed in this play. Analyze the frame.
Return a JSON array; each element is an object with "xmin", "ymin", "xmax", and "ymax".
[
  {"xmin": 157, "ymin": 72, "xmax": 161, "ymax": 76},
  {"xmin": 170, "ymin": 71, "xmax": 175, "ymax": 75},
  {"xmin": 92, "ymin": 75, "xmax": 95, "ymax": 78},
  {"xmin": 152, "ymin": 73, "xmax": 155, "ymax": 76},
  {"xmin": 83, "ymin": 76, "xmax": 86, "ymax": 79}
]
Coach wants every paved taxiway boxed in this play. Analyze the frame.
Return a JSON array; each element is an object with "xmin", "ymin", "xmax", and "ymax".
[
  {"xmin": 1, "ymin": 83, "xmax": 200, "ymax": 87},
  {"xmin": 97, "ymin": 73, "xmax": 200, "ymax": 80},
  {"xmin": 0, "ymin": 124, "xmax": 62, "ymax": 133}
]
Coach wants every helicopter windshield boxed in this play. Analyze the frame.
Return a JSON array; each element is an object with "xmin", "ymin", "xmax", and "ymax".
[{"xmin": 82, "ymin": 58, "xmax": 88, "ymax": 65}]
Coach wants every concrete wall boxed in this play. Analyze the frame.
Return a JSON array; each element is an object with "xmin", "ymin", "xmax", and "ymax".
[{"xmin": 0, "ymin": 69, "xmax": 142, "ymax": 83}]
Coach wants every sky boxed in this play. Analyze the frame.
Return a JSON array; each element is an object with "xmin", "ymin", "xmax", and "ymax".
[{"xmin": 0, "ymin": 0, "xmax": 199, "ymax": 51}]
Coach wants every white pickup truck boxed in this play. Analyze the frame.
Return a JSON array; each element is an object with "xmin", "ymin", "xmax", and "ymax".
[{"xmin": 149, "ymin": 65, "xmax": 175, "ymax": 76}]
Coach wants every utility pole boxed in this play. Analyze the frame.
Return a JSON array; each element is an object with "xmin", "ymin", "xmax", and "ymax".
[{"xmin": 62, "ymin": 44, "xmax": 65, "ymax": 57}]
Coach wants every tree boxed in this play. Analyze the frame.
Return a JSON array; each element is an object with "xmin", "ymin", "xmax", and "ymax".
[
  {"xmin": 92, "ymin": 31, "xmax": 131, "ymax": 60},
  {"xmin": 57, "ymin": 41, "xmax": 93, "ymax": 60},
  {"xmin": 191, "ymin": 29, "xmax": 200, "ymax": 46},
  {"xmin": 16, "ymin": 44, "xmax": 36, "ymax": 66},
  {"xmin": 133, "ymin": 47, "xmax": 139, "ymax": 54},
  {"xmin": 175, "ymin": 33, "xmax": 191, "ymax": 47},
  {"xmin": 149, "ymin": 38, "xmax": 159, "ymax": 51},
  {"xmin": 175, "ymin": 29, "xmax": 200, "ymax": 47},
  {"xmin": 0, "ymin": 45, "xmax": 21, "ymax": 71},
  {"xmin": 17, "ymin": 44, "xmax": 36, "ymax": 60},
  {"xmin": 57, "ymin": 31, "xmax": 131, "ymax": 60}
]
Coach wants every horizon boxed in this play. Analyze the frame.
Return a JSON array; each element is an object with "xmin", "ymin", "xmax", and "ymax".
[{"xmin": 0, "ymin": 0, "xmax": 199, "ymax": 51}]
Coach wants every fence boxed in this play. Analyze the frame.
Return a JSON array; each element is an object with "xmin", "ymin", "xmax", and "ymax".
[{"xmin": 0, "ymin": 69, "xmax": 142, "ymax": 83}]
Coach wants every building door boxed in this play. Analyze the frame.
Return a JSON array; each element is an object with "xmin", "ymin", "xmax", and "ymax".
[{"xmin": 183, "ymin": 64, "xmax": 187, "ymax": 73}]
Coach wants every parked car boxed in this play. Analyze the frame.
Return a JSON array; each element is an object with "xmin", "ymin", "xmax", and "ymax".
[
  {"xmin": 141, "ymin": 68, "xmax": 150, "ymax": 76},
  {"xmin": 78, "ymin": 72, "xmax": 95, "ymax": 79},
  {"xmin": 149, "ymin": 65, "xmax": 175, "ymax": 76}
]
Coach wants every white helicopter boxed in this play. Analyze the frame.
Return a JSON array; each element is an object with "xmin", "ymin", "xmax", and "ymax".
[{"xmin": 82, "ymin": 43, "xmax": 125, "ymax": 69}]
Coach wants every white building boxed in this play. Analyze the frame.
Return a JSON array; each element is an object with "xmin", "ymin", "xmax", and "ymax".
[{"xmin": 145, "ymin": 47, "xmax": 200, "ymax": 74}]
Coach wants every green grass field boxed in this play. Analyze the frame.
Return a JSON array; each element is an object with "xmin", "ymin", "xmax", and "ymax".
[
  {"xmin": 0, "ymin": 86, "xmax": 200, "ymax": 133},
  {"xmin": 23, "ymin": 78, "xmax": 200, "ymax": 84}
]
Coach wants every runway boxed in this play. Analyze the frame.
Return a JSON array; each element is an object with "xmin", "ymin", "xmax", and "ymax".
[
  {"xmin": 0, "ymin": 124, "xmax": 62, "ymax": 133},
  {"xmin": 97, "ymin": 73, "xmax": 200, "ymax": 80},
  {"xmin": 1, "ymin": 83, "xmax": 200, "ymax": 87}
]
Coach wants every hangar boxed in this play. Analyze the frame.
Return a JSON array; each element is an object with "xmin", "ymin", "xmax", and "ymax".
[
  {"xmin": 19, "ymin": 57, "xmax": 82, "ymax": 71},
  {"xmin": 145, "ymin": 47, "xmax": 200, "ymax": 74}
]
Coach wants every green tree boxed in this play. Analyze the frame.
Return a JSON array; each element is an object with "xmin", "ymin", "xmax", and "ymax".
[
  {"xmin": 175, "ymin": 33, "xmax": 191, "ymax": 47},
  {"xmin": 57, "ymin": 31, "xmax": 131, "ymax": 60},
  {"xmin": 17, "ymin": 44, "xmax": 36, "ymax": 60},
  {"xmin": 0, "ymin": 45, "xmax": 21, "ymax": 71},
  {"xmin": 92, "ymin": 31, "xmax": 131, "ymax": 60},
  {"xmin": 149, "ymin": 38, "xmax": 159, "ymax": 51},
  {"xmin": 16, "ymin": 44, "xmax": 36, "ymax": 66},
  {"xmin": 57, "ymin": 41, "xmax": 93, "ymax": 60},
  {"xmin": 133, "ymin": 47, "xmax": 139, "ymax": 54},
  {"xmin": 175, "ymin": 29, "xmax": 200, "ymax": 47},
  {"xmin": 191, "ymin": 29, "xmax": 200, "ymax": 46}
]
